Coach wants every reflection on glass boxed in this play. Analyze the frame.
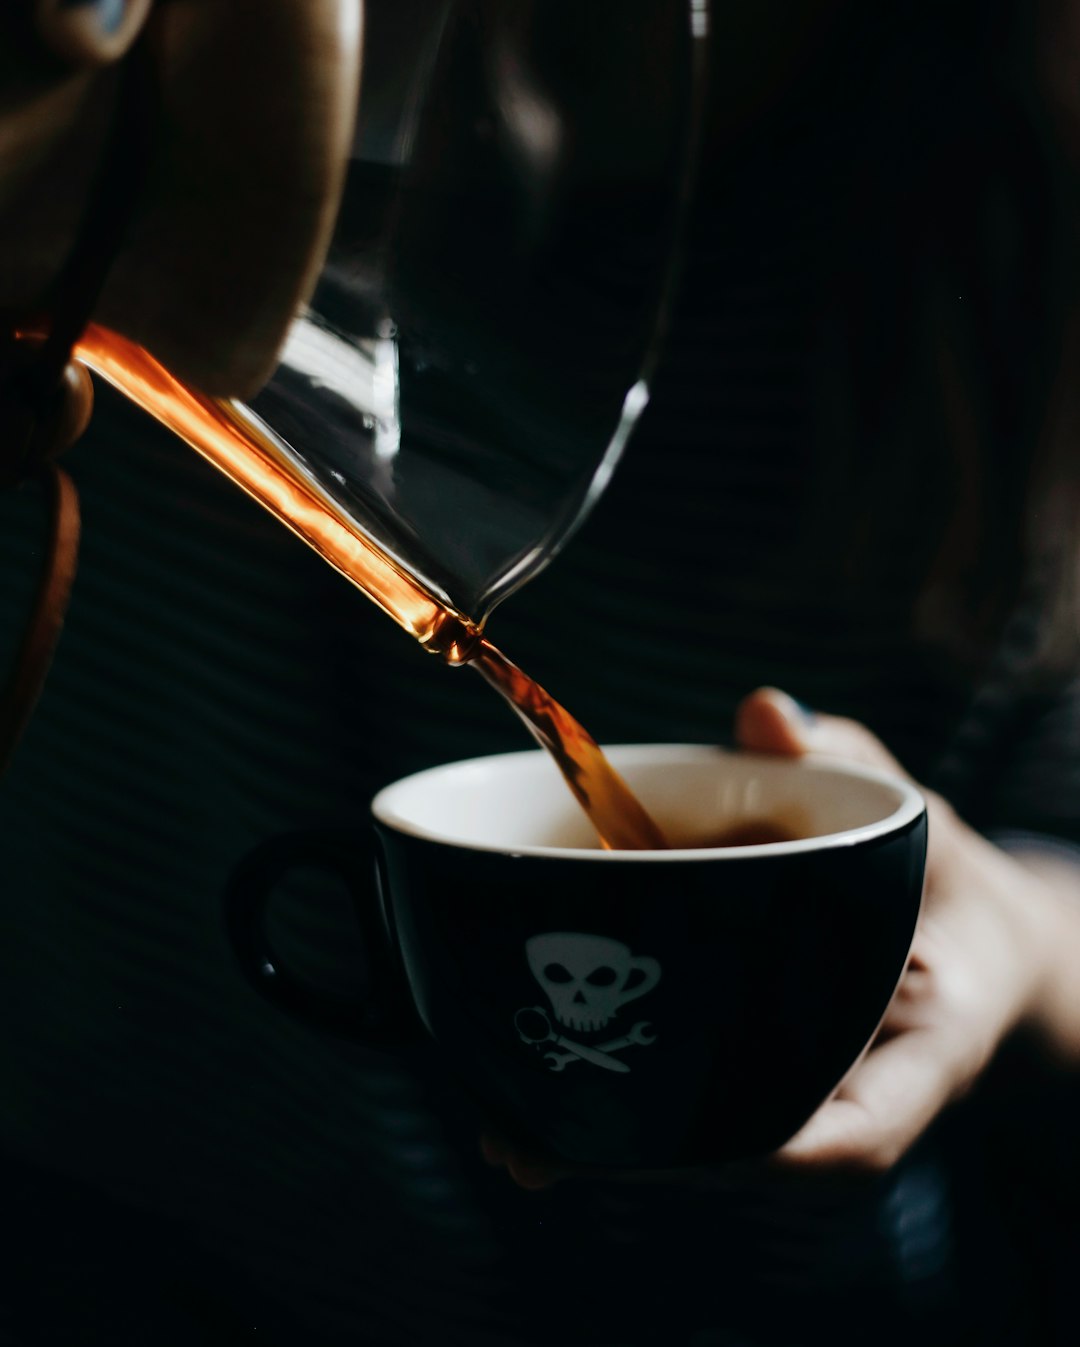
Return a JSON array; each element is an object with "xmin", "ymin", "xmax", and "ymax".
[{"xmin": 247, "ymin": 0, "xmax": 708, "ymax": 624}]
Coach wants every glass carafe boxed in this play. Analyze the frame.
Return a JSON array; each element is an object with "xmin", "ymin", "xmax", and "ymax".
[{"xmin": 77, "ymin": 0, "xmax": 709, "ymax": 643}]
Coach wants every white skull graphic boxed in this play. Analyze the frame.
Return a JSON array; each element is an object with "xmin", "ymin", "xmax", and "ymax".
[{"xmin": 525, "ymin": 932, "xmax": 661, "ymax": 1032}]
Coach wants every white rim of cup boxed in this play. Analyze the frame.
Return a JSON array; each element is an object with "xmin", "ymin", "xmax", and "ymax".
[{"xmin": 370, "ymin": 744, "xmax": 927, "ymax": 862}]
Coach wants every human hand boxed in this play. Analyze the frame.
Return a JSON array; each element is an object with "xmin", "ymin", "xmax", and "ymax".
[
  {"xmin": 733, "ymin": 688, "xmax": 1056, "ymax": 1176},
  {"xmin": 483, "ymin": 687, "xmax": 1072, "ymax": 1189},
  {"xmin": 1, "ymin": 1, "xmax": 359, "ymax": 395}
]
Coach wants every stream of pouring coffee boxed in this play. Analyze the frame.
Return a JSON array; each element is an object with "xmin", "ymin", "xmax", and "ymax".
[{"xmin": 73, "ymin": 325, "xmax": 668, "ymax": 850}]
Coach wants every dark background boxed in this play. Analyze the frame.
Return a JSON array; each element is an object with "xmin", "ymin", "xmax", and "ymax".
[{"xmin": 2, "ymin": 2, "xmax": 1080, "ymax": 1343}]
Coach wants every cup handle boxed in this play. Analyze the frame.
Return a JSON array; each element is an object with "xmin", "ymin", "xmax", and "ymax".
[{"xmin": 222, "ymin": 829, "xmax": 420, "ymax": 1047}]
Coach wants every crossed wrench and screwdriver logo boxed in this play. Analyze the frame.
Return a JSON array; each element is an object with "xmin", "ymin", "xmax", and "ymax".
[
  {"xmin": 515, "ymin": 932, "xmax": 661, "ymax": 1074},
  {"xmin": 515, "ymin": 1005, "xmax": 657, "ymax": 1072}
]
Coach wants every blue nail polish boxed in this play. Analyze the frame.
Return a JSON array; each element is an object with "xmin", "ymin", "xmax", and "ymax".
[
  {"xmin": 792, "ymin": 698, "xmax": 818, "ymax": 725},
  {"xmin": 59, "ymin": 0, "xmax": 127, "ymax": 36}
]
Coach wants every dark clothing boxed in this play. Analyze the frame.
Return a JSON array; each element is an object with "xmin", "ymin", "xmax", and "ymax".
[{"xmin": 0, "ymin": 398, "xmax": 1074, "ymax": 1347}]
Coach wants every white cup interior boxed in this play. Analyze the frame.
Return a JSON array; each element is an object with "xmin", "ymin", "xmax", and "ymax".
[{"xmin": 372, "ymin": 744, "xmax": 925, "ymax": 859}]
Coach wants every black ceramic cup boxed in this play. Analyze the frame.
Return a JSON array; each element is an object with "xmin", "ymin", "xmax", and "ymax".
[{"xmin": 224, "ymin": 745, "xmax": 926, "ymax": 1169}]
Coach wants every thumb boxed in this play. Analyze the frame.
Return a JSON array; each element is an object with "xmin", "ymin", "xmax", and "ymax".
[
  {"xmin": 733, "ymin": 687, "xmax": 817, "ymax": 757},
  {"xmin": 734, "ymin": 687, "xmax": 909, "ymax": 779}
]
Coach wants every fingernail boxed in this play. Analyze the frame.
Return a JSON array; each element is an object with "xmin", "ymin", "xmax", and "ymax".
[
  {"xmin": 36, "ymin": 0, "xmax": 146, "ymax": 67},
  {"xmin": 760, "ymin": 686, "xmax": 817, "ymax": 728},
  {"xmin": 791, "ymin": 698, "xmax": 818, "ymax": 726},
  {"xmin": 58, "ymin": 0, "xmax": 126, "ymax": 31},
  {"xmin": 760, "ymin": 687, "xmax": 820, "ymax": 750}
]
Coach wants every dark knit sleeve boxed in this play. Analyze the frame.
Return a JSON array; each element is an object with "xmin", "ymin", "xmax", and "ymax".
[
  {"xmin": 933, "ymin": 658, "xmax": 1080, "ymax": 848},
  {"xmin": 981, "ymin": 678, "xmax": 1080, "ymax": 847}
]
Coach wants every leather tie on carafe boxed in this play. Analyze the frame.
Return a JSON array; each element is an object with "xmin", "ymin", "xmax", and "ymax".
[{"xmin": 0, "ymin": 41, "xmax": 152, "ymax": 775}]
